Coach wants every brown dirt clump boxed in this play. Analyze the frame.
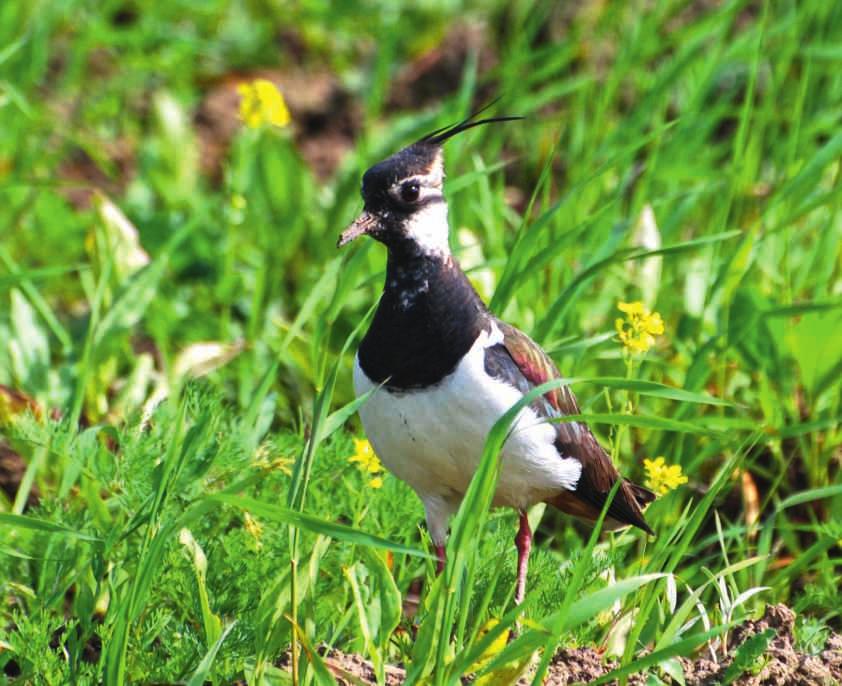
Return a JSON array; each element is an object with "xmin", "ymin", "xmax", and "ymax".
[
  {"xmin": 543, "ymin": 646, "xmax": 647, "ymax": 685},
  {"xmin": 386, "ymin": 22, "xmax": 498, "ymax": 112},
  {"xmin": 310, "ymin": 604, "xmax": 842, "ymax": 685},
  {"xmin": 680, "ymin": 604, "xmax": 842, "ymax": 686},
  {"xmin": 322, "ymin": 649, "xmax": 406, "ymax": 685}
]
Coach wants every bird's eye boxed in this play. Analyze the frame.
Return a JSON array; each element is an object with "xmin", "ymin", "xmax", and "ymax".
[{"xmin": 400, "ymin": 181, "xmax": 421, "ymax": 203}]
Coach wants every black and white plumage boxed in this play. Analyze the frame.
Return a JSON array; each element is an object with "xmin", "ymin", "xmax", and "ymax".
[{"xmin": 339, "ymin": 111, "xmax": 654, "ymax": 604}]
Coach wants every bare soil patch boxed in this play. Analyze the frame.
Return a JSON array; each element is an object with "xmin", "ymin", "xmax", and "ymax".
[
  {"xmin": 195, "ymin": 68, "xmax": 361, "ymax": 181},
  {"xmin": 317, "ymin": 605, "xmax": 842, "ymax": 685},
  {"xmin": 386, "ymin": 22, "xmax": 497, "ymax": 112},
  {"xmin": 679, "ymin": 604, "xmax": 842, "ymax": 686}
]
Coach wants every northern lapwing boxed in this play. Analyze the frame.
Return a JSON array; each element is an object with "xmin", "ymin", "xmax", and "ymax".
[{"xmin": 338, "ymin": 108, "xmax": 655, "ymax": 604}]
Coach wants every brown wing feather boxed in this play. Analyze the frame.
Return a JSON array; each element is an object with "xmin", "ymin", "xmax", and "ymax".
[
  {"xmin": 495, "ymin": 321, "xmax": 654, "ymax": 534},
  {"xmin": 495, "ymin": 322, "xmax": 578, "ymax": 416}
]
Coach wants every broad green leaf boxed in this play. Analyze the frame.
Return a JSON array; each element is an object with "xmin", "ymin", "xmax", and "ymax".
[
  {"xmin": 781, "ymin": 310, "xmax": 842, "ymax": 397},
  {"xmin": 319, "ymin": 383, "xmax": 380, "ymax": 440},
  {"xmin": 560, "ymin": 573, "xmax": 666, "ymax": 632}
]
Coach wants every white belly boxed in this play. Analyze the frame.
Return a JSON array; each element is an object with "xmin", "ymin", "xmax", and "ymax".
[{"xmin": 353, "ymin": 326, "xmax": 582, "ymax": 519}]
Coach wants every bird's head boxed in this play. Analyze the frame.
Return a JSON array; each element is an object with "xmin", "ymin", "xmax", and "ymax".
[{"xmin": 338, "ymin": 107, "xmax": 522, "ymax": 256}]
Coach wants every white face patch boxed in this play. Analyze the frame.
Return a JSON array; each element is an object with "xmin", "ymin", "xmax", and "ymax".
[
  {"xmin": 404, "ymin": 200, "xmax": 451, "ymax": 255},
  {"xmin": 385, "ymin": 151, "xmax": 450, "ymax": 255}
]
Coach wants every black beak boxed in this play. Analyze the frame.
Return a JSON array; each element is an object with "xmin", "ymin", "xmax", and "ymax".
[{"xmin": 337, "ymin": 211, "xmax": 381, "ymax": 248}]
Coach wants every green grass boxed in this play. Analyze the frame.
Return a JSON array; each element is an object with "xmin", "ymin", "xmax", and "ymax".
[{"xmin": 1, "ymin": 0, "xmax": 841, "ymax": 684}]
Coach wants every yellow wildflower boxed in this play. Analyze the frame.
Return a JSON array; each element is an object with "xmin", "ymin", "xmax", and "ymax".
[
  {"xmin": 252, "ymin": 443, "xmax": 294, "ymax": 475},
  {"xmin": 268, "ymin": 456, "xmax": 294, "ymax": 474},
  {"xmin": 349, "ymin": 438, "xmax": 385, "ymax": 489},
  {"xmin": 237, "ymin": 79, "xmax": 291, "ymax": 129},
  {"xmin": 469, "ymin": 618, "xmax": 533, "ymax": 684},
  {"xmin": 643, "ymin": 456, "xmax": 688, "ymax": 495},
  {"xmin": 243, "ymin": 511, "xmax": 263, "ymax": 549},
  {"xmin": 349, "ymin": 438, "xmax": 380, "ymax": 472},
  {"xmin": 615, "ymin": 301, "xmax": 665, "ymax": 353},
  {"xmin": 0, "ymin": 384, "xmax": 40, "ymax": 428},
  {"xmin": 469, "ymin": 618, "xmax": 510, "ymax": 673}
]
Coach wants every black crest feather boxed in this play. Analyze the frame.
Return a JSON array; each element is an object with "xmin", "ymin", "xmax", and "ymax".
[{"xmin": 419, "ymin": 98, "xmax": 524, "ymax": 145}]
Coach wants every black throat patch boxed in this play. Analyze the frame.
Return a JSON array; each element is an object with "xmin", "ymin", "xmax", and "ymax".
[{"xmin": 358, "ymin": 251, "xmax": 488, "ymax": 390}]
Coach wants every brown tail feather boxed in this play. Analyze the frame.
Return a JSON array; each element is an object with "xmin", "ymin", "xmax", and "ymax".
[
  {"xmin": 610, "ymin": 480, "xmax": 655, "ymax": 535},
  {"xmin": 546, "ymin": 479, "xmax": 655, "ymax": 536},
  {"xmin": 627, "ymin": 481, "xmax": 657, "ymax": 507}
]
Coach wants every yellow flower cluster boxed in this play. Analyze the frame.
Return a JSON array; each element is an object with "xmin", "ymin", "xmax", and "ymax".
[
  {"xmin": 237, "ymin": 79, "xmax": 291, "ymax": 129},
  {"xmin": 243, "ymin": 511, "xmax": 263, "ymax": 549},
  {"xmin": 349, "ymin": 438, "xmax": 384, "ymax": 489},
  {"xmin": 643, "ymin": 456, "xmax": 688, "ymax": 495},
  {"xmin": 615, "ymin": 301, "xmax": 665, "ymax": 353},
  {"xmin": 469, "ymin": 618, "xmax": 511, "ymax": 679},
  {"xmin": 252, "ymin": 443, "xmax": 293, "ymax": 475}
]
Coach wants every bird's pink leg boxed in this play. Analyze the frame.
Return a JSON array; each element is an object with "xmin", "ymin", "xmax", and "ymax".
[
  {"xmin": 514, "ymin": 510, "xmax": 532, "ymax": 605},
  {"xmin": 435, "ymin": 544, "xmax": 446, "ymax": 575}
]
